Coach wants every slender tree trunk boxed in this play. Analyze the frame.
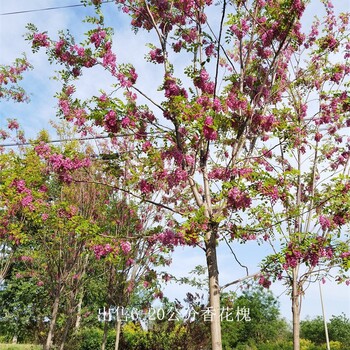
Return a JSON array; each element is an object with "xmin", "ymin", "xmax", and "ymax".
[
  {"xmin": 45, "ymin": 293, "xmax": 60, "ymax": 350},
  {"xmin": 205, "ymin": 223, "xmax": 222, "ymax": 350},
  {"xmin": 59, "ymin": 290, "xmax": 76, "ymax": 350},
  {"xmin": 292, "ymin": 268, "xmax": 301, "ymax": 350},
  {"xmin": 59, "ymin": 317, "xmax": 71, "ymax": 350},
  {"xmin": 101, "ymin": 314, "xmax": 109, "ymax": 350},
  {"xmin": 75, "ymin": 292, "xmax": 84, "ymax": 330},
  {"xmin": 114, "ymin": 318, "xmax": 122, "ymax": 350}
]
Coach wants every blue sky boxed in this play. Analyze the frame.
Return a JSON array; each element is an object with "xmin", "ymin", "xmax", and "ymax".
[{"xmin": 1, "ymin": 0, "xmax": 349, "ymax": 323}]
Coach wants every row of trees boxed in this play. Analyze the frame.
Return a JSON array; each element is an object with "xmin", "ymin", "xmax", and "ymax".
[
  {"xmin": 1, "ymin": 0, "xmax": 350, "ymax": 349},
  {"xmin": 0, "ymin": 124, "xmax": 177, "ymax": 349},
  {"xmin": 2, "ymin": 273, "xmax": 349, "ymax": 350}
]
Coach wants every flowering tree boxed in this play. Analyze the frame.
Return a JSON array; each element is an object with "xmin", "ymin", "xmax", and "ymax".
[
  {"xmin": 0, "ymin": 56, "xmax": 32, "ymax": 102},
  {"xmin": 0, "ymin": 58, "xmax": 33, "ymax": 284},
  {"xmin": 3, "ymin": 135, "xmax": 97, "ymax": 350},
  {"xmin": 25, "ymin": 0, "xmax": 349, "ymax": 349},
  {"xmin": 0, "ymin": 125, "xmax": 173, "ymax": 350},
  {"xmin": 249, "ymin": 3, "xmax": 350, "ymax": 348},
  {"xmin": 86, "ymin": 188, "xmax": 174, "ymax": 350},
  {"xmin": 0, "ymin": 124, "xmax": 46, "ymax": 286}
]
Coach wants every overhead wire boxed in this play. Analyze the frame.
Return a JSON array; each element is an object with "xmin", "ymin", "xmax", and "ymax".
[
  {"xmin": 0, "ymin": 135, "xmax": 110, "ymax": 148},
  {"xmin": 0, "ymin": 1, "xmax": 114, "ymax": 16},
  {"xmin": 0, "ymin": 131, "xmax": 167, "ymax": 148}
]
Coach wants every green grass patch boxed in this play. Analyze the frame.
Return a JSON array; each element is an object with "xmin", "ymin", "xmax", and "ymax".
[{"xmin": 0, "ymin": 344, "xmax": 41, "ymax": 350}]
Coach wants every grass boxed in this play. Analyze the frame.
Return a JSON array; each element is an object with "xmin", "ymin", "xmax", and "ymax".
[{"xmin": 0, "ymin": 344, "xmax": 42, "ymax": 350}]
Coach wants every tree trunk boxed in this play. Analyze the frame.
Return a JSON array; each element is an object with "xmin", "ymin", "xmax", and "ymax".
[
  {"xmin": 45, "ymin": 293, "xmax": 60, "ymax": 350},
  {"xmin": 75, "ymin": 292, "xmax": 84, "ymax": 330},
  {"xmin": 59, "ymin": 317, "xmax": 71, "ymax": 350},
  {"xmin": 292, "ymin": 269, "xmax": 300, "ymax": 350},
  {"xmin": 101, "ymin": 314, "xmax": 109, "ymax": 350},
  {"xmin": 114, "ymin": 317, "xmax": 122, "ymax": 350},
  {"xmin": 205, "ymin": 224, "xmax": 222, "ymax": 350},
  {"xmin": 59, "ymin": 289, "xmax": 76, "ymax": 350}
]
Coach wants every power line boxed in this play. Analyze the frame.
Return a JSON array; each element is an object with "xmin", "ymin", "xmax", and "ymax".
[
  {"xmin": 0, "ymin": 131, "xmax": 166, "ymax": 148},
  {"xmin": 0, "ymin": 135, "xmax": 109, "ymax": 148},
  {"xmin": 0, "ymin": 1, "xmax": 113, "ymax": 16}
]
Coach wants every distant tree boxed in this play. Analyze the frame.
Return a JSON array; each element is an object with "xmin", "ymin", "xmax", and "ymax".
[
  {"xmin": 300, "ymin": 316, "xmax": 325, "ymax": 345},
  {"xmin": 221, "ymin": 286, "xmax": 290, "ymax": 349},
  {"xmin": 328, "ymin": 314, "xmax": 350, "ymax": 346},
  {"xmin": 0, "ymin": 269, "xmax": 49, "ymax": 344},
  {"xmin": 301, "ymin": 313, "xmax": 350, "ymax": 347}
]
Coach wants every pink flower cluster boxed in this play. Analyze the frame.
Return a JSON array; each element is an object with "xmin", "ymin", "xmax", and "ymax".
[
  {"xmin": 11, "ymin": 179, "xmax": 35, "ymax": 210},
  {"xmin": 208, "ymin": 167, "xmax": 230, "ymax": 181},
  {"xmin": 0, "ymin": 61, "xmax": 30, "ymax": 85},
  {"xmin": 161, "ymin": 147, "xmax": 184, "ymax": 166},
  {"xmin": 20, "ymin": 255, "xmax": 34, "ymax": 263},
  {"xmin": 53, "ymin": 38, "xmax": 97, "ymax": 75},
  {"xmin": 227, "ymin": 187, "xmax": 252, "ymax": 210},
  {"xmin": 34, "ymin": 142, "xmax": 51, "ymax": 157},
  {"xmin": 319, "ymin": 212, "xmax": 349, "ymax": 230},
  {"xmin": 164, "ymin": 75, "xmax": 188, "ymax": 99},
  {"xmin": 204, "ymin": 42, "xmax": 215, "ymax": 57},
  {"xmin": 120, "ymin": 241, "xmax": 131, "ymax": 254},
  {"xmin": 257, "ymin": 182, "xmax": 280, "ymax": 204},
  {"xmin": 102, "ymin": 45, "xmax": 117, "ymax": 74},
  {"xmin": 92, "ymin": 244, "xmax": 113, "ymax": 260},
  {"xmin": 319, "ymin": 215, "xmax": 331, "ymax": 230},
  {"xmin": 0, "ymin": 58, "xmax": 31, "ymax": 102},
  {"xmin": 320, "ymin": 35, "xmax": 339, "ymax": 52},
  {"xmin": 208, "ymin": 166, "xmax": 253, "ymax": 181},
  {"xmin": 12, "ymin": 179, "xmax": 27, "ymax": 193},
  {"xmin": 230, "ymin": 18, "xmax": 250, "ymax": 40},
  {"xmin": 90, "ymin": 28, "xmax": 106, "ymax": 48},
  {"xmin": 227, "ymin": 92, "xmax": 248, "ymax": 112},
  {"xmin": 117, "ymin": 67, "xmax": 138, "ymax": 88},
  {"xmin": 153, "ymin": 229, "xmax": 185, "ymax": 247},
  {"xmin": 340, "ymin": 252, "xmax": 350, "ymax": 259},
  {"xmin": 203, "ymin": 116, "xmax": 218, "ymax": 141},
  {"xmin": 182, "ymin": 27, "xmax": 198, "ymax": 43},
  {"xmin": 47, "ymin": 153, "xmax": 91, "ymax": 183},
  {"xmin": 149, "ymin": 48, "xmax": 165, "ymax": 64},
  {"xmin": 57, "ymin": 205, "xmax": 78, "ymax": 219},
  {"xmin": 258, "ymin": 275, "xmax": 271, "ymax": 289},
  {"xmin": 194, "ymin": 69, "xmax": 215, "ymax": 94},
  {"xmin": 7, "ymin": 119, "xmax": 20, "ymax": 130},
  {"xmin": 304, "ymin": 20, "xmax": 320, "ymax": 48},
  {"xmin": 241, "ymin": 233, "xmax": 257, "ymax": 241},
  {"xmin": 49, "ymin": 153, "xmax": 91, "ymax": 171},
  {"xmin": 291, "ymin": 0, "xmax": 305, "ymax": 17},
  {"xmin": 283, "ymin": 238, "xmax": 334, "ymax": 270},
  {"xmin": 32, "ymin": 32, "xmax": 50, "ymax": 47},
  {"xmin": 166, "ymin": 168, "xmax": 188, "ymax": 188},
  {"xmin": 139, "ymin": 179, "xmax": 155, "ymax": 194},
  {"xmin": 251, "ymin": 113, "xmax": 277, "ymax": 134},
  {"xmin": 284, "ymin": 245, "xmax": 303, "ymax": 269},
  {"xmin": 104, "ymin": 110, "xmax": 120, "ymax": 133},
  {"xmin": 306, "ymin": 239, "xmax": 333, "ymax": 267}
]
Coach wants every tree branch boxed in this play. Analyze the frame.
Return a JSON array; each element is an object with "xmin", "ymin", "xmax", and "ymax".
[{"xmin": 220, "ymin": 272, "xmax": 260, "ymax": 291}]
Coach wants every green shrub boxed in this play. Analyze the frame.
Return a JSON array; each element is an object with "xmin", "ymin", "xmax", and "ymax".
[
  {"xmin": 79, "ymin": 327, "xmax": 103, "ymax": 350},
  {"xmin": 66, "ymin": 327, "xmax": 117, "ymax": 350},
  {"xmin": 257, "ymin": 341, "xmax": 293, "ymax": 350}
]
